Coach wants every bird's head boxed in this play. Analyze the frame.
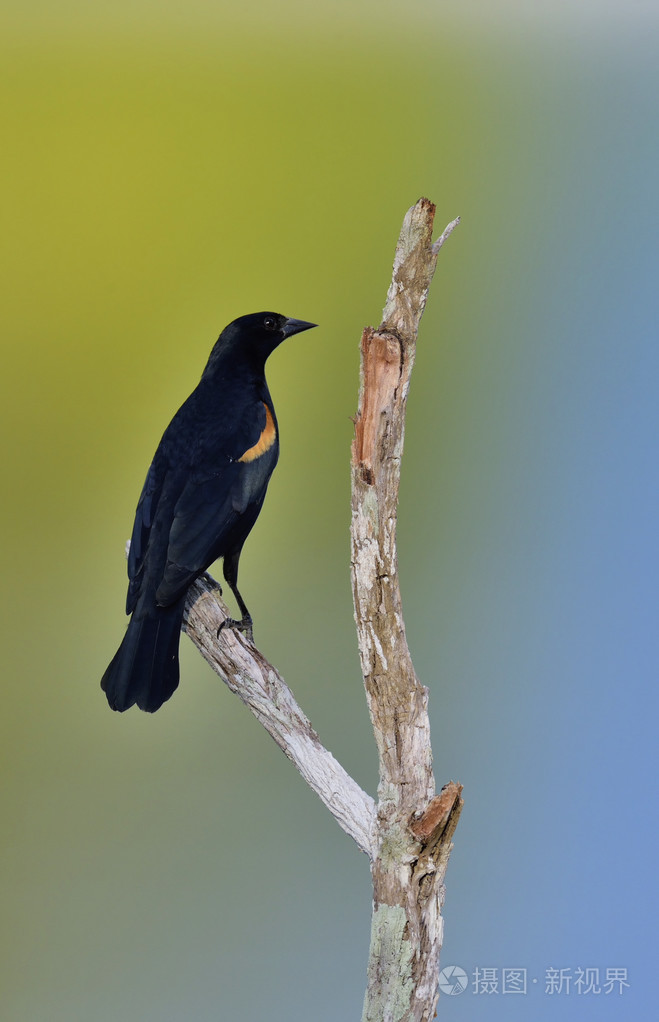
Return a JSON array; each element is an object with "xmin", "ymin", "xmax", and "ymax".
[{"xmin": 203, "ymin": 312, "xmax": 317, "ymax": 377}]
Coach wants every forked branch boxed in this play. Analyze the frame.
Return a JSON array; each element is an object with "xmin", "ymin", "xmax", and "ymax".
[{"xmin": 183, "ymin": 198, "xmax": 462, "ymax": 1021}]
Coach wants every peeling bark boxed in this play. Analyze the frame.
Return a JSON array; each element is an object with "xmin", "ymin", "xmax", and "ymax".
[{"xmin": 352, "ymin": 200, "xmax": 462, "ymax": 1022}]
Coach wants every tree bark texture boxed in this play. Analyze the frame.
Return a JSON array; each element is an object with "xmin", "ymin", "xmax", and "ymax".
[
  {"xmin": 351, "ymin": 199, "xmax": 462, "ymax": 1022},
  {"xmin": 181, "ymin": 198, "xmax": 462, "ymax": 1020}
]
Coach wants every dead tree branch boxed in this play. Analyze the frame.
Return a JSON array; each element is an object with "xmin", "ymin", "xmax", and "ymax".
[
  {"xmin": 351, "ymin": 199, "xmax": 462, "ymax": 1022},
  {"xmin": 183, "ymin": 198, "xmax": 462, "ymax": 1020},
  {"xmin": 183, "ymin": 578, "xmax": 376, "ymax": 856}
]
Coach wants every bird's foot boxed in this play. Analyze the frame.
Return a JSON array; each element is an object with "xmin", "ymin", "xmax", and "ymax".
[{"xmin": 217, "ymin": 615, "xmax": 254, "ymax": 643}]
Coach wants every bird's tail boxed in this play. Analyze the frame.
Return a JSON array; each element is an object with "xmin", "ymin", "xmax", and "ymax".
[{"xmin": 101, "ymin": 596, "xmax": 186, "ymax": 712}]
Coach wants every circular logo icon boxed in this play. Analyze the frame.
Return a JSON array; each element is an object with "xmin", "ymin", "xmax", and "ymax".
[{"xmin": 438, "ymin": 966, "xmax": 468, "ymax": 996}]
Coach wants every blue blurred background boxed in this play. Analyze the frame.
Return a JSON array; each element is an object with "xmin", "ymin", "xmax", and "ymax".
[{"xmin": 1, "ymin": 2, "xmax": 657, "ymax": 1019}]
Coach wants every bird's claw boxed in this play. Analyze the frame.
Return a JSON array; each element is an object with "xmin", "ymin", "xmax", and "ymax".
[{"xmin": 217, "ymin": 616, "xmax": 254, "ymax": 643}]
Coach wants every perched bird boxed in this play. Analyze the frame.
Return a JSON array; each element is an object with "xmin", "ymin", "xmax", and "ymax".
[{"xmin": 101, "ymin": 312, "xmax": 316, "ymax": 712}]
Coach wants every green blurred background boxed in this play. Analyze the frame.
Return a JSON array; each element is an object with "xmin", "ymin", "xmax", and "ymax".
[{"xmin": 2, "ymin": 2, "xmax": 657, "ymax": 1019}]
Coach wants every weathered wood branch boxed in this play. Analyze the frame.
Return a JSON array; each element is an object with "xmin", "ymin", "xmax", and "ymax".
[
  {"xmin": 351, "ymin": 199, "xmax": 462, "ymax": 1022},
  {"xmin": 183, "ymin": 578, "xmax": 377, "ymax": 857},
  {"xmin": 181, "ymin": 198, "xmax": 462, "ymax": 1020}
]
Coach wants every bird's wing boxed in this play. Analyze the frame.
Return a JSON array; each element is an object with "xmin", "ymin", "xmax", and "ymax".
[
  {"xmin": 126, "ymin": 397, "xmax": 277, "ymax": 610},
  {"xmin": 126, "ymin": 454, "xmax": 166, "ymax": 614},
  {"xmin": 154, "ymin": 448, "xmax": 276, "ymax": 606}
]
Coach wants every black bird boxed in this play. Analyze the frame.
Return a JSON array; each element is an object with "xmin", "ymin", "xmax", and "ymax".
[{"xmin": 101, "ymin": 312, "xmax": 316, "ymax": 713}]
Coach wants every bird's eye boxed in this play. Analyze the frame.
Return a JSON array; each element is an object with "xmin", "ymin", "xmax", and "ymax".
[{"xmin": 263, "ymin": 316, "xmax": 277, "ymax": 331}]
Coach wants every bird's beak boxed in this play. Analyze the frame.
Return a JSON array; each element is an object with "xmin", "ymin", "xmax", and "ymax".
[{"xmin": 281, "ymin": 318, "xmax": 317, "ymax": 338}]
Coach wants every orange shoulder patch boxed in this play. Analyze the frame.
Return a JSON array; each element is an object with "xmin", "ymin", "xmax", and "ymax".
[{"xmin": 238, "ymin": 403, "xmax": 276, "ymax": 463}]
